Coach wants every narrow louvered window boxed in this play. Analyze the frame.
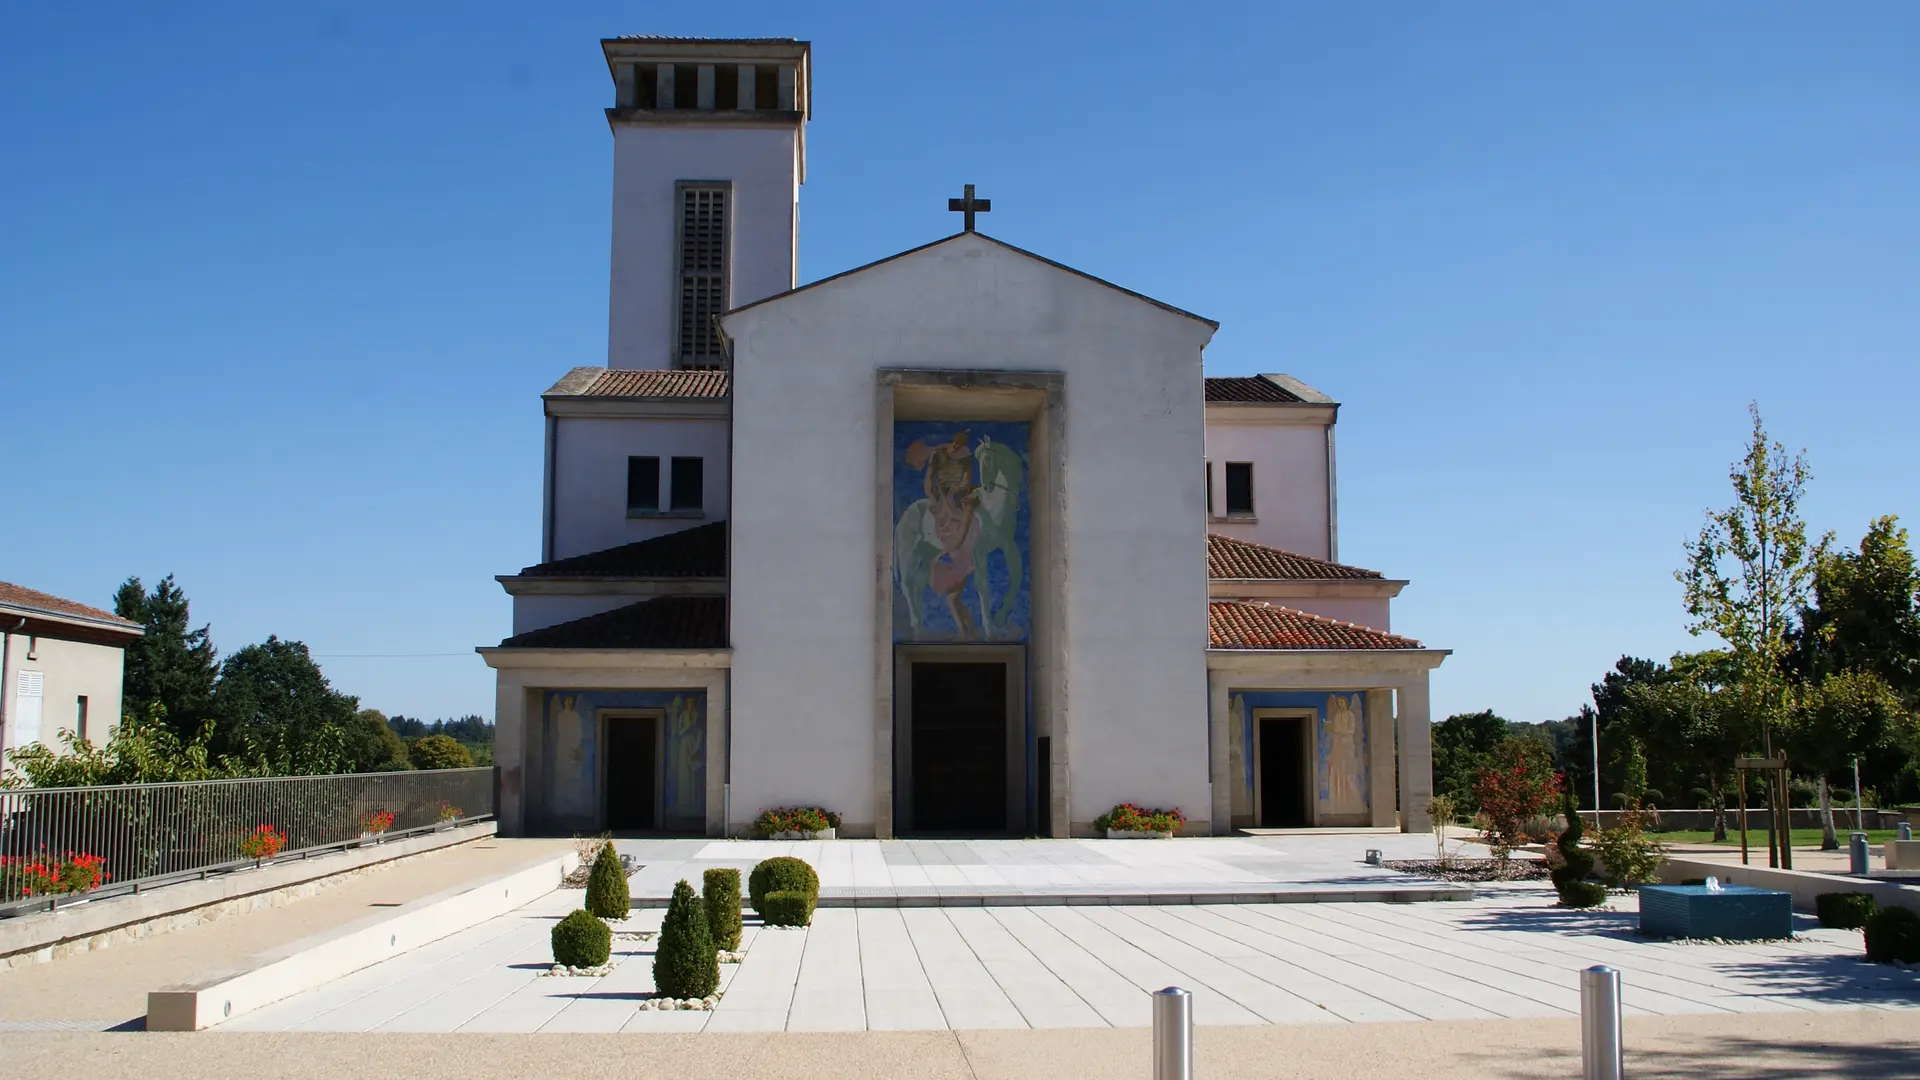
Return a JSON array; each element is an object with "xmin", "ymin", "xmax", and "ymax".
[{"xmin": 675, "ymin": 183, "xmax": 729, "ymax": 369}]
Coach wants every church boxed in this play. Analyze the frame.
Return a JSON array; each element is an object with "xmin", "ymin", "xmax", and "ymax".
[{"xmin": 478, "ymin": 37, "xmax": 1449, "ymax": 839}]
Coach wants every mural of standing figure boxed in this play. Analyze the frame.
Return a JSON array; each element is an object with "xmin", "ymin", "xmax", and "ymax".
[
  {"xmin": 894, "ymin": 424, "xmax": 1029, "ymax": 641},
  {"xmin": 1324, "ymin": 693, "xmax": 1367, "ymax": 816}
]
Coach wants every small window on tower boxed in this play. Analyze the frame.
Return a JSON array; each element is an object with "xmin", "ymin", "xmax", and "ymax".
[
  {"xmin": 714, "ymin": 65, "xmax": 739, "ymax": 110},
  {"xmin": 755, "ymin": 65, "xmax": 779, "ymax": 110},
  {"xmin": 670, "ymin": 457, "xmax": 704, "ymax": 511},
  {"xmin": 1225, "ymin": 462, "xmax": 1254, "ymax": 516},
  {"xmin": 628, "ymin": 456, "xmax": 661, "ymax": 513},
  {"xmin": 634, "ymin": 64, "xmax": 657, "ymax": 109},
  {"xmin": 675, "ymin": 183, "xmax": 730, "ymax": 367}
]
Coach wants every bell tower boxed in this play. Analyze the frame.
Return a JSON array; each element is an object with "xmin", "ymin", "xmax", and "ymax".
[{"xmin": 600, "ymin": 37, "xmax": 811, "ymax": 370}]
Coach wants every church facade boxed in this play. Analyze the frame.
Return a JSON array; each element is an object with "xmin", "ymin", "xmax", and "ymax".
[{"xmin": 479, "ymin": 37, "xmax": 1448, "ymax": 839}]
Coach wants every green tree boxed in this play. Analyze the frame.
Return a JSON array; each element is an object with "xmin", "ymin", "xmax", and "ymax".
[
  {"xmin": 1431, "ymin": 710, "xmax": 1510, "ymax": 811},
  {"xmin": 1786, "ymin": 670, "xmax": 1911, "ymax": 848},
  {"xmin": 1797, "ymin": 516, "xmax": 1920, "ymax": 698},
  {"xmin": 212, "ymin": 636, "xmax": 360, "ymax": 774},
  {"xmin": 1, "ymin": 703, "xmax": 257, "ymax": 788},
  {"xmin": 1624, "ymin": 651, "xmax": 1745, "ymax": 840},
  {"xmin": 114, "ymin": 575, "xmax": 220, "ymax": 742},
  {"xmin": 1678, "ymin": 403, "xmax": 1825, "ymax": 756},
  {"xmin": 408, "ymin": 733, "xmax": 474, "ymax": 770},
  {"xmin": 349, "ymin": 709, "xmax": 412, "ymax": 772}
]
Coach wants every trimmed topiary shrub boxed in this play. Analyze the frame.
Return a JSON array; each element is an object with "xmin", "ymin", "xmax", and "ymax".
[
  {"xmin": 653, "ymin": 879, "xmax": 719, "ymax": 999},
  {"xmin": 552, "ymin": 909, "xmax": 611, "ymax": 968},
  {"xmin": 1550, "ymin": 793, "xmax": 1605, "ymax": 909},
  {"xmin": 1864, "ymin": 906, "xmax": 1920, "ymax": 965},
  {"xmin": 762, "ymin": 889, "xmax": 814, "ymax": 928},
  {"xmin": 1816, "ymin": 892, "xmax": 1877, "ymax": 930},
  {"xmin": 748, "ymin": 856, "xmax": 820, "ymax": 916},
  {"xmin": 585, "ymin": 842, "xmax": 629, "ymax": 920},
  {"xmin": 703, "ymin": 867, "xmax": 743, "ymax": 951}
]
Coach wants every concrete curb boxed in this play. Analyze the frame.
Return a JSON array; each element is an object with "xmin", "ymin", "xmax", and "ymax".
[
  {"xmin": 625, "ymin": 885, "xmax": 1473, "ymax": 909},
  {"xmin": 146, "ymin": 847, "xmax": 580, "ymax": 1031},
  {"xmin": 1661, "ymin": 856, "xmax": 1920, "ymax": 915},
  {"xmin": 0, "ymin": 822, "xmax": 499, "ymax": 970}
]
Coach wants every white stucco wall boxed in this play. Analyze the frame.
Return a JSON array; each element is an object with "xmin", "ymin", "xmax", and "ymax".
[
  {"xmin": 1203, "ymin": 417, "xmax": 1332, "ymax": 560},
  {"xmin": 2, "ymin": 631, "xmax": 127, "ymax": 752},
  {"xmin": 724, "ymin": 234, "xmax": 1216, "ymax": 834},
  {"xmin": 608, "ymin": 124, "xmax": 799, "ymax": 370},
  {"xmin": 549, "ymin": 416, "xmax": 729, "ymax": 560}
]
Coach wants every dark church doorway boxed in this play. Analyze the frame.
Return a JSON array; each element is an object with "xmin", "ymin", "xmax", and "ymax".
[
  {"xmin": 910, "ymin": 661, "xmax": 1007, "ymax": 833},
  {"xmin": 1258, "ymin": 714, "xmax": 1311, "ymax": 828},
  {"xmin": 603, "ymin": 712, "xmax": 661, "ymax": 832}
]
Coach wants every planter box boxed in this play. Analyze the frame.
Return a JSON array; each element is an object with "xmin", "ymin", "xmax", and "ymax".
[
  {"xmin": 1105, "ymin": 829, "xmax": 1175, "ymax": 839},
  {"xmin": 1640, "ymin": 883, "xmax": 1791, "ymax": 941},
  {"xmin": 766, "ymin": 828, "xmax": 835, "ymax": 841}
]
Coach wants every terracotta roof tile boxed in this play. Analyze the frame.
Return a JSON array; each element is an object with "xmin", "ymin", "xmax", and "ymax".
[
  {"xmin": 499, "ymin": 595, "xmax": 726, "ymax": 649},
  {"xmin": 583, "ymin": 369, "xmax": 729, "ymax": 399},
  {"xmin": 1206, "ymin": 534, "xmax": 1383, "ymax": 581},
  {"xmin": 1208, "ymin": 601, "xmax": 1421, "ymax": 650},
  {"xmin": 0, "ymin": 582, "xmax": 139, "ymax": 627},
  {"xmin": 517, "ymin": 522, "xmax": 726, "ymax": 579},
  {"xmin": 1205, "ymin": 376, "xmax": 1301, "ymax": 403}
]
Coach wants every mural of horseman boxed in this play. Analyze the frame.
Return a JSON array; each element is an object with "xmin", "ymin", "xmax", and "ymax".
[{"xmin": 893, "ymin": 422, "xmax": 1031, "ymax": 642}]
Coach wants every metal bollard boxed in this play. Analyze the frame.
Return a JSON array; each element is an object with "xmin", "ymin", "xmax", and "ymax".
[
  {"xmin": 1581, "ymin": 965, "xmax": 1623, "ymax": 1080},
  {"xmin": 1152, "ymin": 986, "xmax": 1193, "ymax": 1080},
  {"xmin": 1901, "ymin": 822, "xmax": 1912, "ymax": 842},
  {"xmin": 1850, "ymin": 832, "xmax": 1870, "ymax": 876}
]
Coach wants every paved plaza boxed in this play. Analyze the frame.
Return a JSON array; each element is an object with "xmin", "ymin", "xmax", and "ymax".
[{"xmin": 219, "ymin": 836, "xmax": 1920, "ymax": 1035}]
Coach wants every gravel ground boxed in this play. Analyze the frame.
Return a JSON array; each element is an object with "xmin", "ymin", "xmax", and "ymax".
[{"xmin": 1383, "ymin": 857, "xmax": 1552, "ymax": 882}]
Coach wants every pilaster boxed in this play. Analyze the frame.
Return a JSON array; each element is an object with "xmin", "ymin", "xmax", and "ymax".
[{"xmin": 1395, "ymin": 676, "xmax": 1434, "ymax": 833}]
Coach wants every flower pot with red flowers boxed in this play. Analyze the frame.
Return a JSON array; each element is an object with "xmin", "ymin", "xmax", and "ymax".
[
  {"xmin": 752, "ymin": 807, "xmax": 841, "ymax": 840},
  {"xmin": 361, "ymin": 810, "xmax": 396, "ymax": 843},
  {"xmin": 240, "ymin": 825, "xmax": 289, "ymax": 867},
  {"xmin": 436, "ymin": 803, "xmax": 463, "ymax": 831},
  {"xmin": 1093, "ymin": 804, "xmax": 1185, "ymax": 839}
]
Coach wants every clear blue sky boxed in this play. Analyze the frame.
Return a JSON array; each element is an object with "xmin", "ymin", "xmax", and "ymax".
[{"xmin": 3, "ymin": 4, "xmax": 1914, "ymax": 726}]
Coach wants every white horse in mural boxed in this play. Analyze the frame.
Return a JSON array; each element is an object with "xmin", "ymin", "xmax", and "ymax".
[{"xmin": 894, "ymin": 437, "xmax": 1025, "ymax": 639}]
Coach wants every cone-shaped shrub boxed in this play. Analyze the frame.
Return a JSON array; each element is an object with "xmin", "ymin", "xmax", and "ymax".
[
  {"xmin": 653, "ymin": 879, "xmax": 719, "ymax": 999},
  {"xmin": 552, "ymin": 909, "xmax": 611, "ymax": 968},
  {"xmin": 762, "ymin": 889, "xmax": 814, "ymax": 928},
  {"xmin": 747, "ymin": 856, "xmax": 819, "ymax": 915},
  {"xmin": 1550, "ymin": 793, "xmax": 1605, "ymax": 908},
  {"xmin": 1864, "ymin": 906, "xmax": 1920, "ymax": 965},
  {"xmin": 584, "ymin": 842, "xmax": 629, "ymax": 920},
  {"xmin": 1816, "ymin": 892, "xmax": 1876, "ymax": 930},
  {"xmin": 703, "ymin": 867, "xmax": 743, "ymax": 951}
]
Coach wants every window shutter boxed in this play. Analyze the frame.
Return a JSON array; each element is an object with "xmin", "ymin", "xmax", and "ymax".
[
  {"xmin": 677, "ymin": 185, "xmax": 729, "ymax": 368},
  {"xmin": 13, "ymin": 670, "xmax": 43, "ymax": 748}
]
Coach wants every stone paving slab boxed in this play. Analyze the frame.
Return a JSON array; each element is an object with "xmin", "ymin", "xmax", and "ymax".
[{"xmin": 216, "ymin": 882, "xmax": 1920, "ymax": 1034}]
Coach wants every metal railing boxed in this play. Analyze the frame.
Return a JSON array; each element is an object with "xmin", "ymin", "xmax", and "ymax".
[{"xmin": 0, "ymin": 767, "xmax": 494, "ymax": 916}]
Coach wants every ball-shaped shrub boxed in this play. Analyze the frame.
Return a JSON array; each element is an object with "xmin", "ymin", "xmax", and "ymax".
[
  {"xmin": 748, "ymin": 856, "xmax": 820, "ymax": 915},
  {"xmin": 552, "ymin": 909, "xmax": 611, "ymax": 968},
  {"xmin": 585, "ymin": 842, "xmax": 629, "ymax": 920},
  {"xmin": 1864, "ymin": 906, "xmax": 1920, "ymax": 965},
  {"xmin": 761, "ymin": 889, "xmax": 814, "ymax": 928},
  {"xmin": 1557, "ymin": 880, "xmax": 1608, "ymax": 909},
  {"xmin": 703, "ymin": 867, "xmax": 743, "ymax": 951},
  {"xmin": 1816, "ymin": 892, "xmax": 1877, "ymax": 931},
  {"xmin": 408, "ymin": 733, "xmax": 473, "ymax": 770},
  {"xmin": 653, "ymin": 879, "xmax": 720, "ymax": 999}
]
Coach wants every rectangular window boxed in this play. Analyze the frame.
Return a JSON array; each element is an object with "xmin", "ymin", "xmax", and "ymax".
[
  {"xmin": 627, "ymin": 456, "xmax": 660, "ymax": 512},
  {"xmin": 676, "ymin": 183, "xmax": 729, "ymax": 368},
  {"xmin": 1205, "ymin": 461, "xmax": 1213, "ymax": 516},
  {"xmin": 670, "ymin": 457, "xmax": 704, "ymax": 511},
  {"xmin": 76, "ymin": 696, "xmax": 89, "ymax": 743},
  {"xmin": 755, "ymin": 65, "xmax": 779, "ymax": 111},
  {"xmin": 714, "ymin": 65, "xmax": 739, "ymax": 110},
  {"xmin": 672, "ymin": 64, "xmax": 699, "ymax": 108},
  {"xmin": 1225, "ymin": 462, "xmax": 1254, "ymax": 515}
]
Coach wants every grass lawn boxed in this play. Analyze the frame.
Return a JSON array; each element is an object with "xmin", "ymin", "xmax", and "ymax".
[{"xmin": 1654, "ymin": 827, "xmax": 1899, "ymax": 847}]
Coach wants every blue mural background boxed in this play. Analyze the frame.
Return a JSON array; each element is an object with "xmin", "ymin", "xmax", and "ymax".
[
  {"xmin": 1227, "ymin": 691, "xmax": 1370, "ymax": 820},
  {"xmin": 541, "ymin": 690, "xmax": 705, "ymax": 832},
  {"xmin": 892, "ymin": 420, "xmax": 1031, "ymax": 642}
]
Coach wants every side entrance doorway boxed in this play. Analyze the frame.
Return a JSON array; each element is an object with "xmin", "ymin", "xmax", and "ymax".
[
  {"xmin": 893, "ymin": 646, "xmax": 1028, "ymax": 836},
  {"xmin": 602, "ymin": 710, "xmax": 663, "ymax": 832},
  {"xmin": 1256, "ymin": 711, "xmax": 1313, "ymax": 828}
]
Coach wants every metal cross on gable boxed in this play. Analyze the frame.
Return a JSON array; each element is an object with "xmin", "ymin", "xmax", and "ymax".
[{"xmin": 947, "ymin": 183, "xmax": 991, "ymax": 231}]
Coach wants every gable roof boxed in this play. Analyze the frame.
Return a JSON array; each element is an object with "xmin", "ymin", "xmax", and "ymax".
[
  {"xmin": 1206, "ymin": 534, "xmax": 1384, "ymax": 581},
  {"xmin": 0, "ymin": 582, "xmax": 141, "ymax": 630},
  {"xmin": 498, "ymin": 595, "xmax": 727, "ymax": 650},
  {"xmin": 544, "ymin": 367, "xmax": 729, "ymax": 401},
  {"xmin": 1205, "ymin": 376, "xmax": 1301, "ymax": 404},
  {"xmin": 516, "ymin": 522, "xmax": 726, "ymax": 579},
  {"xmin": 719, "ymin": 231, "xmax": 1217, "ymax": 330},
  {"xmin": 1208, "ymin": 601, "xmax": 1422, "ymax": 651}
]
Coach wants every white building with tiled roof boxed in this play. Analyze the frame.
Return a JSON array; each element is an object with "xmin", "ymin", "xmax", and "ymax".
[
  {"xmin": 0, "ymin": 583, "xmax": 143, "ymax": 769},
  {"xmin": 479, "ymin": 36, "xmax": 1447, "ymax": 840}
]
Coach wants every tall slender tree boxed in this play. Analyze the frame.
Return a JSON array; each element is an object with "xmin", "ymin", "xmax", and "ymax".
[
  {"xmin": 114, "ymin": 575, "xmax": 220, "ymax": 740},
  {"xmin": 1678, "ymin": 404, "xmax": 1825, "ymax": 756}
]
